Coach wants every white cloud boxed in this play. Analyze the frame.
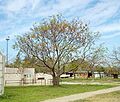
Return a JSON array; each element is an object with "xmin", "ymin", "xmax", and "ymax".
[
  {"xmin": 53, "ymin": 0, "xmax": 91, "ymax": 11},
  {"xmin": 0, "ymin": 0, "xmax": 93, "ymax": 38},
  {"xmin": 0, "ymin": 0, "xmax": 120, "ymax": 45},
  {"xmin": 0, "ymin": 24, "xmax": 31, "ymax": 42},
  {"xmin": 0, "ymin": 0, "xmax": 120, "ymax": 59},
  {"xmin": 81, "ymin": 0, "xmax": 120, "ymax": 25},
  {"xmin": 6, "ymin": 0, "xmax": 27, "ymax": 12},
  {"xmin": 28, "ymin": 0, "xmax": 93, "ymax": 17},
  {"xmin": 102, "ymin": 32, "xmax": 120, "ymax": 39},
  {"xmin": 31, "ymin": 0, "xmax": 41, "ymax": 10},
  {"xmin": 95, "ymin": 23, "xmax": 120, "ymax": 33}
]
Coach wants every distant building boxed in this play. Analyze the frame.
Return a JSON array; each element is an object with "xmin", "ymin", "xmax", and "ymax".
[
  {"xmin": 4, "ymin": 68, "xmax": 54, "ymax": 86},
  {"xmin": 35, "ymin": 73, "xmax": 52, "ymax": 85},
  {"xmin": 66, "ymin": 70, "xmax": 105, "ymax": 79},
  {"xmin": 60, "ymin": 74, "xmax": 70, "ymax": 78},
  {"xmin": 4, "ymin": 67, "xmax": 35, "ymax": 86},
  {"xmin": 94, "ymin": 72, "xmax": 105, "ymax": 78}
]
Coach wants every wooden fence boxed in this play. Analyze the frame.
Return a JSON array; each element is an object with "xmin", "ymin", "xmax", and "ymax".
[{"xmin": 5, "ymin": 79, "xmax": 53, "ymax": 86}]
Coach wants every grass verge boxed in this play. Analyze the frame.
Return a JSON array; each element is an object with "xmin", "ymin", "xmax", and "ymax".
[
  {"xmin": 0, "ymin": 84, "xmax": 115, "ymax": 102},
  {"xmin": 61, "ymin": 77, "xmax": 120, "ymax": 84}
]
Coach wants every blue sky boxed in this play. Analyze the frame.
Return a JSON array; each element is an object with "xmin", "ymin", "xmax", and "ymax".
[{"xmin": 0, "ymin": 0, "xmax": 120, "ymax": 62}]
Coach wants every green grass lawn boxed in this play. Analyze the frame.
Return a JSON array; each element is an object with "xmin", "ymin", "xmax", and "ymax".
[
  {"xmin": 74, "ymin": 91, "xmax": 120, "ymax": 102},
  {"xmin": 61, "ymin": 77, "xmax": 120, "ymax": 84},
  {"xmin": 0, "ymin": 85, "xmax": 115, "ymax": 102}
]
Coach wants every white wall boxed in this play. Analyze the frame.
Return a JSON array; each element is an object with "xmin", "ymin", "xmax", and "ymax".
[
  {"xmin": 4, "ymin": 68, "xmax": 35, "ymax": 85},
  {"xmin": 36, "ymin": 73, "xmax": 53, "ymax": 85},
  {"xmin": 4, "ymin": 74, "xmax": 22, "ymax": 86},
  {"xmin": 0, "ymin": 53, "xmax": 4, "ymax": 95},
  {"xmin": 94, "ymin": 72, "xmax": 105, "ymax": 78},
  {"xmin": 36, "ymin": 73, "xmax": 52, "ymax": 80}
]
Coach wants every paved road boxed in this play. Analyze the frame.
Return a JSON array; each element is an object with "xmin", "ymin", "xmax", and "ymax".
[{"xmin": 42, "ymin": 86, "xmax": 120, "ymax": 102}]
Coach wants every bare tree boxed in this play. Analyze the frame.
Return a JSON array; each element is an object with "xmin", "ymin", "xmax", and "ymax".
[
  {"xmin": 13, "ymin": 15, "xmax": 99, "ymax": 86},
  {"xmin": 71, "ymin": 44, "xmax": 107, "ymax": 79},
  {"xmin": 105, "ymin": 64, "xmax": 120, "ymax": 79},
  {"xmin": 112, "ymin": 47, "xmax": 120, "ymax": 65},
  {"xmin": 87, "ymin": 45, "xmax": 107, "ymax": 73},
  {"xmin": 104, "ymin": 47, "xmax": 120, "ymax": 78}
]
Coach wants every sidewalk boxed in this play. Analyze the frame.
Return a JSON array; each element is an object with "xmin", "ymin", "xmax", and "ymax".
[{"xmin": 42, "ymin": 86, "xmax": 120, "ymax": 102}]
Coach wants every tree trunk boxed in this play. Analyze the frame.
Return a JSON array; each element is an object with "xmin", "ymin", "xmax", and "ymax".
[
  {"xmin": 113, "ymin": 74, "xmax": 118, "ymax": 79},
  {"xmin": 87, "ymin": 71, "xmax": 92, "ymax": 79},
  {"xmin": 73, "ymin": 71, "xmax": 76, "ymax": 80},
  {"xmin": 99, "ymin": 72, "xmax": 102, "ymax": 79},
  {"xmin": 52, "ymin": 76, "xmax": 60, "ymax": 86},
  {"xmin": 87, "ymin": 71, "xmax": 89, "ymax": 79}
]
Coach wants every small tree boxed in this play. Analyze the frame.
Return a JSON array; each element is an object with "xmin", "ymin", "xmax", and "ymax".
[
  {"xmin": 86, "ymin": 45, "xmax": 107, "ymax": 78},
  {"xmin": 66, "ymin": 59, "xmax": 80, "ymax": 79},
  {"xmin": 95, "ymin": 66, "xmax": 105, "ymax": 79},
  {"xmin": 12, "ymin": 52, "xmax": 22, "ymax": 68},
  {"xmin": 105, "ymin": 67, "xmax": 119, "ymax": 78},
  {"xmin": 13, "ymin": 15, "xmax": 99, "ymax": 86},
  {"xmin": 88, "ymin": 45, "xmax": 106, "ymax": 69},
  {"xmin": 105, "ymin": 47, "xmax": 120, "ymax": 78},
  {"xmin": 112, "ymin": 47, "xmax": 120, "ymax": 65}
]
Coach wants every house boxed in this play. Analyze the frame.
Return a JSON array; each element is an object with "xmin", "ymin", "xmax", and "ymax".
[
  {"xmin": 5, "ymin": 68, "xmax": 22, "ymax": 85},
  {"xmin": 4, "ymin": 67, "xmax": 35, "ymax": 86},
  {"xmin": 79, "ymin": 71, "xmax": 88, "ymax": 78},
  {"xmin": 94, "ymin": 72, "xmax": 105, "ymax": 78},
  {"xmin": 0, "ymin": 52, "xmax": 5, "ymax": 95},
  {"xmin": 66, "ymin": 71, "xmax": 90, "ymax": 78},
  {"xmin": 35, "ymin": 73, "xmax": 52, "ymax": 85},
  {"xmin": 66, "ymin": 70, "xmax": 105, "ymax": 79},
  {"xmin": 23, "ymin": 68, "xmax": 35, "ymax": 84},
  {"xmin": 60, "ymin": 74, "xmax": 70, "ymax": 78},
  {"xmin": 4, "ymin": 68, "xmax": 54, "ymax": 86}
]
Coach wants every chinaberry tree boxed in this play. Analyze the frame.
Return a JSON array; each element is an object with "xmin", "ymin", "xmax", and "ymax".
[{"xmin": 13, "ymin": 15, "xmax": 99, "ymax": 86}]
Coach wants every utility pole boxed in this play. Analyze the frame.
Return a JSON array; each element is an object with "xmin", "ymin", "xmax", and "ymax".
[{"xmin": 6, "ymin": 36, "xmax": 10, "ymax": 66}]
